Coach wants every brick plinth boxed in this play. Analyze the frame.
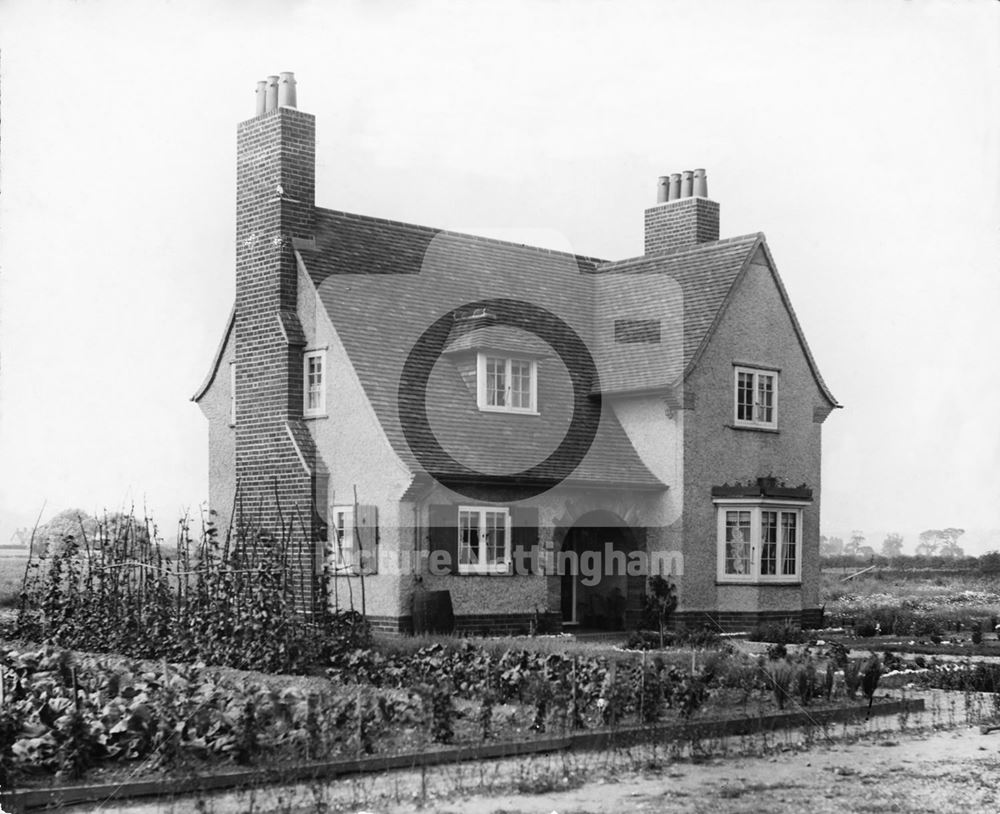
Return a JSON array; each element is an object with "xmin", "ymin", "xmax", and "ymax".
[{"xmin": 670, "ymin": 608, "xmax": 825, "ymax": 632}]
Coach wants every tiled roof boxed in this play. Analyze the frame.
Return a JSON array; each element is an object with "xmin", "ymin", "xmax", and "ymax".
[
  {"xmin": 194, "ymin": 206, "xmax": 837, "ymax": 489},
  {"xmin": 298, "ymin": 208, "xmax": 664, "ymax": 489},
  {"xmin": 591, "ymin": 234, "xmax": 763, "ymax": 394}
]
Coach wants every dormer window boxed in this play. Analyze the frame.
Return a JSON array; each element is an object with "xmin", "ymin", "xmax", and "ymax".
[
  {"xmin": 476, "ymin": 354, "xmax": 537, "ymax": 414},
  {"xmin": 734, "ymin": 365, "xmax": 777, "ymax": 429}
]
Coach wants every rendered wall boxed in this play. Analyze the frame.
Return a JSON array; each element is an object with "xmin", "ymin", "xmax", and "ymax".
[
  {"xmin": 297, "ymin": 258, "xmax": 417, "ymax": 620},
  {"xmin": 198, "ymin": 329, "xmax": 237, "ymax": 532}
]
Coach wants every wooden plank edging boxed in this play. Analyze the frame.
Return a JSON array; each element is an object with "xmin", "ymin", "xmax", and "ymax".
[{"xmin": 0, "ymin": 698, "xmax": 924, "ymax": 812}]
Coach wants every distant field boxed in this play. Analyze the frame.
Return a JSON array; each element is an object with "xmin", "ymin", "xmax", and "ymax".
[{"xmin": 0, "ymin": 556, "xmax": 27, "ymax": 608}]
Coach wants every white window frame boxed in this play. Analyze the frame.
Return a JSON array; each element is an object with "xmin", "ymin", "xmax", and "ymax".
[
  {"xmin": 303, "ymin": 349, "xmax": 327, "ymax": 418},
  {"xmin": 714, "ymin": 499, "xmax": 804, "ymax": 584},
  {"xmin": 331, "ymin": 505, "xmax": 356, "ymax": 572},
  {"xmin": 733, "ymin": 365, "xmax": 778, "ymax": 429},
  {"xmin": 476, "ymin": 353, "xmax": 538, "ymax": 414},
  {"xmin": 229, "ymin": 362, "xmax": 236, "ymax": 426},
  {"xmin": 457, "ymin": 505, "xmax": 512, "ymax": 575}
]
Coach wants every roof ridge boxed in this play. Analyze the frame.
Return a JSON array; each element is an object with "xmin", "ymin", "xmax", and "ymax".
[
  {"xmin": 595, "ymin": 232, "xmax": 763, "ymax": 272},
  {"xmin": 311, "ymin": 206, "xmax": 607, "ymax": 265}
]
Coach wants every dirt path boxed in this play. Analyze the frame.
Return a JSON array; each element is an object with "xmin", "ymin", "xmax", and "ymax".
[
  {"xmin": 430, "ymin": 726, "xmax": 1000, "ymax": 814},
  {"xmin": 57, "ymin": 703, "xmax": 1000, "ymax": 814}
]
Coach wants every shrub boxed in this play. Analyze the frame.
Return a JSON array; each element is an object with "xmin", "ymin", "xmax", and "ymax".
[
  {"xmin": 767, "ymin": 661, "xmax": 794, "ymax": 710},
  {"xmin": 843, "ymin": 660, "xmax": 863, "ymax": 698},
  {"xmin": 972, "ymin": 621, "xmax": 984, "ymax": 645},
  {"xmin": 854, "ymin": 620, "xmax": 879, "ymax": 638},
  {"xmin": 748, "ymin": 621, "xmax": 807, "ymax": 645},
  {"xmin": 624, "ymin": 629, "xmax": 674, "ymax": 650},
  {"xmin": 674, "ymin": 624, "xmax": 720, "ymax": 649},
  {"xmin": 643, "ymin": 575, "xmax": 678, "ymax": 649}
]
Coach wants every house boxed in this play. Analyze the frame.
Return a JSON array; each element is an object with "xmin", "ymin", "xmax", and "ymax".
[{"xmin": 193, "ymin": 73, "xmax": 840, "ymax": 634}]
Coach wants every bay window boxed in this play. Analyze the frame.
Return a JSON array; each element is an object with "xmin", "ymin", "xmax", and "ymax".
[{"xmin": 716, "ymin": 501, "xmax": 803, "ymax": 583}]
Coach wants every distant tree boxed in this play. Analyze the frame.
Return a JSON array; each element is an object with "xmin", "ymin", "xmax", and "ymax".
[
  {"xmin": 845, "ymin": 531, "xmax": 866, "ymax": 559},
  {"xmin": 856, "ymin": 545, "xmax": 876, "ymax": 561},
  {"xmin": 881, "ymin": 533, "xmax": 904, "ymax": 558},
  {"xmin": 939, "ymin": 528, "xmax": 966, "ymax": 558},
  {"xmin": 31, "ymin": 510, "xmax": 99, "ymax": 557},
  {"xmin": 820, "ymin": 536, "xmax": 844, "ymax": 557},
  {"xmin": 7, "ymin": 528, "xmax": 30, "ymax": 548},
  {"xmin": 980, "ymin": 551, "xmax": 1000, "ymax": 575},
  {"xmin": 916, "ymin": 529, "xmax": 941, "ymax": 557}
]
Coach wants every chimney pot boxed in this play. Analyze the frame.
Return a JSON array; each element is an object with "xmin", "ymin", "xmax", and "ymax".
[
  {"xmin": 656, "ymin": 176, "xmax": 669, "ymax": 204},
  {"xmin": 255, "ymin": 81, "xmax": 267, "ymax": 116},
  {"xmin": 668, "ymin": 173, "xmax": 681, "ymax": 201},
  {"xmin": 265, "ymin": 75, "xmax": 279, "ymax": 113},
  {"xmin": 680, "ymin": 170, "xmax": 694, "ymax": 199},
  {"xmin": 693, "ymin": 168, "xmax": 708, "ymax": 198},
  {"xmin": 278, "ymin": 71, "xmax": 297, "ymax": 108}
]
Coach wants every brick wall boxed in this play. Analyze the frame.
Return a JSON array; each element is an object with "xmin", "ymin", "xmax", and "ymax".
[
  {"xmin": 234, "ymin": 106, "xmax": 320, "ymax": 609},
  {"xmin": 644, "ymin": 198, "xmax": 720, "ymax": 254}
]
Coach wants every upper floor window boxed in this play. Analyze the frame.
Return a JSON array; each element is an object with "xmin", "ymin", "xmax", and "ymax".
[
  {"xmin": 716, "ymin": 502, "xmax": 802, "ymax": 583},
  {"xmin": 477, "ymin": 354, "xmax": 537, "ymax": 414},
  {"xmin": 304, "ymin": 350, "xmax": 326, "ymax": 417},
  {"xmin": 734, "ymin": 366, "xmax": 777, "ymax": 429},
  {"xmin": 458, "ymin": 506, "xmax": 512, "ymax": 574}
]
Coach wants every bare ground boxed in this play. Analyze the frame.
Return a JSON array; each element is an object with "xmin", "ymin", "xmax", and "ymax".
[{"xmin": 50, "ymin": 691, "xmax": 1000, "ymax": 814}]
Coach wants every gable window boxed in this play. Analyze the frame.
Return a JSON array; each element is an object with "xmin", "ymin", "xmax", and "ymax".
[
  {"xmin": 458, "ymin": 506, "xmax": 512, "ymax": 574},
  {"xmin": 229, "ymin": 362, "xmax": 236, "ymax": 426},
  {"xmin": 304, "ymin": 350, "xmax": 326, "ymax": 417},
  {"xmin": 715, "ymin": 501, "xmax": 802, "ymax": 583},
  {"xmin": 734, "ymin": 366, "xmax": 777, "ymax": 429},
  {"xmin": 477, "ymin": 354, "xmax": 537, "ymax": 414}
]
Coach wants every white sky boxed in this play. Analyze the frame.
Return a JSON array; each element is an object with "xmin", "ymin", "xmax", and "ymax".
[{"xmin": 0, "ymin": 0, "xmax": 998, "ymax": 549}]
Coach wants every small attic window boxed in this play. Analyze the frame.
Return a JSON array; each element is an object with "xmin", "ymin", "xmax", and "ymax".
[
  {"xmin": 476, "ymin": 353, "xmax": 537, "ymax": 414},
  {"xmin": 614, "ymin": 319, "xmax": 661, "ymax": 344}
]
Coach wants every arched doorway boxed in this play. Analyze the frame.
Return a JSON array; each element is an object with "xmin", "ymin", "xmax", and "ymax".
[{"xmin": 559, "ymin": 511, "xmax": 642, "ymax": 631}]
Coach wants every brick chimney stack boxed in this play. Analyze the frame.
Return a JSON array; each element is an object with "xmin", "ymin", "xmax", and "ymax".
[
  {"xmin": 644, "ymin": 168, "xmax": 720, "ymax": 254},
  {"xmin": 233, "ymin": 72, "xmax": 319, "ymax": 598}
]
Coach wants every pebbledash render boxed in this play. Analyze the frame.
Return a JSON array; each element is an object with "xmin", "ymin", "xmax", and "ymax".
[{"xmin": 193, "ymin": 74, "xmax": 840, "ymax": 634}]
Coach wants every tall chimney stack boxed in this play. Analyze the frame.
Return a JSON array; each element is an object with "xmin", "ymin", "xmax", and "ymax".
[
  {"xmin": 234, "ymin": 73, "xmax": 317, "ymax": 607},
  {"xmin": 644, "ymin": 168, "xmax": 720, "ymax": 254}
]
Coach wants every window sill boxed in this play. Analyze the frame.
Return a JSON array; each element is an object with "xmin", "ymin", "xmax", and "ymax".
[
  {"xmin": 304, "ymin": 413, "xmax": 329, "ymax": 420},
  {"xmin": 716, "ymin": 579, "xmax": 802, "ymax": 586},
  {"xmin": 727, "ymin": 423, "xmax": 779, "ymax": 434},
  {"xmin": 477, "ymin": 407, "xmax": 540, "ymax": 417}
]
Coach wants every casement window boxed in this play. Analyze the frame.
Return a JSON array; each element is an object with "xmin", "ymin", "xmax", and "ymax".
[
  {"xmin": 303, "ymin": 350, "xmax": 326, "ymax": 417},
  {"xmin": 229, "ymin": 362, "xmax": 236, "ymax": 426},
  {"xmin": 734, "ymin": 366, "xmax": 777, "ymax": 429},
  {"xmin": 457, "ymin": 506, "xmax": 512, "ymax": 574},
  {"xmin": 330, "ymin": 504, "xmax": 378, "ymax": 574},
  {"xmin": 715, "ymin": 501, "xmax": 803, "ymax": 583},
  {"xmin": 476, "ymin": 354, "xmax": 537, "ymax": 414}
]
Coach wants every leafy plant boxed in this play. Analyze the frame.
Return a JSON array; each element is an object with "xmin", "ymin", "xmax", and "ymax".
[
  {"xmin": 843, "ymin": 659, "xmax": 862, "ymax": 699},
  {"xmin": 643, "ymin": 575, "xmax": 678, "ymax": 649},
  {"xmin": 767, "ymin": 660, "xmax": 794, "ymax": 710},
  {"xmin": 15, "ymin": 507, "xmax": 370, "ymax": 675}
]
